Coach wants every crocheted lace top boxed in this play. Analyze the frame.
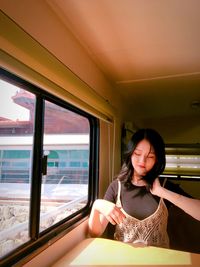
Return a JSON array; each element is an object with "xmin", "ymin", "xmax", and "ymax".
[{"xmin": 114, "ymin": 180, "xmax": 169, "ymax": 248}]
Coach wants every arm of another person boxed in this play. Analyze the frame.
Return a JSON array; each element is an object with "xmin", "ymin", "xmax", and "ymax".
[
  {"xmin": 150, "ymin": 178, "xmax": 200, "ymax": 221},
  {"xmin": 88, "ymin": 199, "xmax": 126, "ymax": 237}
]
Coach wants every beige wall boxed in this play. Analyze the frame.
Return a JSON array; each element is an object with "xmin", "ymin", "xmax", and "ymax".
[
  {"xmin": 140, "ymin": 116, "xmax": 200, "ymax": 144},
  {"xmin": 0, "ymin": 0, "xmax": 125, "ymax": 113}
]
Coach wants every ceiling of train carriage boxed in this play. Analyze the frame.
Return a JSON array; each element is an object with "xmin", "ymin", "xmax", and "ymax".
[
  {"xmin": 46, "ymin": 0, "xmax": 200, "ymax": 120},
  {"xmin": 1, "ymin": 0, "xmax": 199, "ymax": 120}
]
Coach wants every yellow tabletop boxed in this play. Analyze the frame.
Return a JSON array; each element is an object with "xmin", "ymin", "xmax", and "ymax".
[{"xmin": 52, "ymin": 237, "xmax": 200, "ymax": 267}]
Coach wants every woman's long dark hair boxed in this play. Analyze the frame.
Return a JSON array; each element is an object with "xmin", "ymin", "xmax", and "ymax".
[{"xmin": 117, "ymin": 128, "xmax": 166, "ymax": 189}]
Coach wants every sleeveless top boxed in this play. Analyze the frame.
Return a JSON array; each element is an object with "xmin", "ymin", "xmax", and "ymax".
[{"xmin": 114, "ymin": 180, "xmax": 169, "ymax": 248}]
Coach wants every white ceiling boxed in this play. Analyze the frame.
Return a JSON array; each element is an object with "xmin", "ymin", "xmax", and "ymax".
[{"xmin": 46, "ymin": 0, "xmax": 200, "ymax": 120}]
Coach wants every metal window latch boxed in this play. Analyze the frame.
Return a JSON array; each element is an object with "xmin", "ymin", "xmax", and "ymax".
[{"xmin": 42, "ymin": 155, "xmax": 48, "ymax": 175}]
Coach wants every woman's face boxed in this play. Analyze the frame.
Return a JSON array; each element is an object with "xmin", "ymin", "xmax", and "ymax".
[{"xmin": 131, "ymin": 139, "xmax": 156, "ymax": 177}]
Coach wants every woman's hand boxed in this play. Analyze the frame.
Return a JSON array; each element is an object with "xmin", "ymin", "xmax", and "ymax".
[
  {"xmin": 150, "ymin": 179, "xmax": 200, "ymax": 221},
  {"xmin": 150, "ymin": 178, "xmax": 164, "ymax": 197},
  {"xmin": 88, "ymin": 199, "xmax": 126, "ymax": 237},
  {"xmin": 95, "ymin": 199, "xmax": 126, "ymax": 225}
]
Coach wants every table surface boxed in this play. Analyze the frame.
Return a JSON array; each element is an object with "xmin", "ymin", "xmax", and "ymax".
[{"xmin": 52, "ymin": 237, "xmax": 200, "ymax": 267}]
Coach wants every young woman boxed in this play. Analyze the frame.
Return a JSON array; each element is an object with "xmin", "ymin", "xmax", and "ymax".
[{"xmin": 88, "ymin": 128, "xmax": 200, "ymax": 248}]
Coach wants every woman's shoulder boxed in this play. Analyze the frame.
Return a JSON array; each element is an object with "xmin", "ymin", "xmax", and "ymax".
[
  {"xmin": 109, "ymin": 178, "xmax": 120, "ymax": 191},
  {"xmin": 162, "ymin": 177, "xmax": 192, "ymax": 197},
  {"xmin": 108, "ymin": 178, "xmax": 119, "ymax": 187},
  {"xmin": 103, "ymin": 178, "xmax": 119, "ymax": 202}
]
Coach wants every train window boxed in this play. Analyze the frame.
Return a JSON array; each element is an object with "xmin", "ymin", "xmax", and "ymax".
[
  {"xmin": 40, "ymin": 100, "xmax": 90, "ymax": 232},
  {"xmin": 0, "ymin": 79, "xmax": 35, "ymax": 258},
  {"xmin": 0, "ymin": 69, "xmax": 99, "ymax": 265},
  {"xmin": 165, "ymin": 154, "xmax": 200, "ymax": 176},
  {"xmin": 164, "ymin": 145, "xmax": 200, "ymax": 177}
]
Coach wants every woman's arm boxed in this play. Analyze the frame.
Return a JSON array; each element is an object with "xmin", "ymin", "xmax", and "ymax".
[
  {"xmin": 88, "ymin": 199, "xmax": 126, "ymax": 237},
  {"xmin": 151, "ymin": 178, "xmax": 200, "ymax": 221}
]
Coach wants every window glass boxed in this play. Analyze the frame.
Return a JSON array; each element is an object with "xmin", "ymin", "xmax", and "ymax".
[
  {"xmin": 164, "ymin": 146, "xmax": 200, "ymax": 177},
  {"xmin": 0, "ymin": 79, "xmax": 35, "ymax": 258},
  {"xmin": 40, "ymin": 100, "xmax": 90, "ymax": 232},
  {"xmin": 0, "ymin": 71, "xmax": 98, "ymax": 266},
  {"xmin": 165, "ymin": 155, "xmax": 200, "ymax": 175}
]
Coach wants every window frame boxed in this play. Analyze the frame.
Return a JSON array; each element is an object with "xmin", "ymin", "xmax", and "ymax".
[{"xmin": 0, "ymin": 68, "xmax": 99, "ymax": 266}]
